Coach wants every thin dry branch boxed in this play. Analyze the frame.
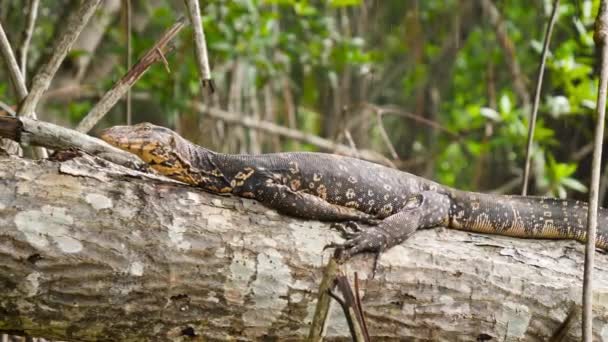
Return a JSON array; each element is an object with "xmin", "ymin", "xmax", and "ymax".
[
  {"xmin": 0, "ymin": 20, "xmax": 46, "ymax": 158},
  {"xmin": 0, "ymin": 22, "xmax": 28, "ymax": 99},
  {"xmin": 18, "ymin": 0, "xmax": 102, "ymax": 119},
  {"xmin": 0, "ymin": 116, "xmax": 145, "ymax": 169},
  {"xmin": 583, "ymin": 1, "xmax": 608, "ymax": 339},
  {"xmin": 76, "ymin": 16, "xmax": 187, "ymax": 133},
  {"xmin": 0, "ymin": 101, "xmax": 15, "ymax": 115},
  {"xmin": 124, "ymin": 0, "xmax": 133, "ymax": 125},
  {"xmin": 521, "ymin": 0, "xmax": 560, "ymax": 196},
  {"xmin": 184, "ymin": 0, "xmax": 215, "ymax": 94},
  {"xmin": 342, "ymin": 129, "xmax": 359, "ymax": 159},
  {"xmin": 481, "ymin": 0, "xmax": 531, "ymax": 110},
  {"xmin": 307, "ymin": 258, "xmax": 339, "ymax": 341},
  {"xmin": 194, "ymin": 103, "xmax": 395, "ymax": 167},
  {"xmin": 332, "ymin": 273, "xmax": 370, "ymax": 342},
  {"xmin": 374, "ymin": 109, "xmax": 399, "ymax": 160},
  {"xmin": 18, "ymin": 0, "xmax": 39, "ymax": 78},
  {"xmin": 363, "ymin": 103, "xmax": 458, "ymax": 138}
]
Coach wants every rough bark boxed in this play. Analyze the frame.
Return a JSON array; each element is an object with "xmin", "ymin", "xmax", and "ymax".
[{"xmin": 2, "ymin": 154, "xmax": 608, "ymax": 341}]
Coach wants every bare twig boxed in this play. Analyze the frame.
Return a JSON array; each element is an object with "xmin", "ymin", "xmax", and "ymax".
[
  {"xmin": 194, "ymin": 102, "xmax": 395, "ymax": 167},
  {"xmin": 343, "ymin": 129, "xmax": 360, "ymax": 158},
  {"xmin": 583, "ymin": 1, "xmax": 608, "ymax": 339},
  {"xmin": 0, "ymin": 20, "xmax": 47, "ymax": 158},
  {"xmin": 521, "ymin": 0, "xmax": 560, "ymax": 196},
  {"xmin": 572, "ymin": 142, "xmax": 594, "ymax": 161},
  {"xmin": 0, "ymin": 115, "xmax": 145, "ymax": 169},
  {"xmin": 361, "ymin": 103, "xmax": 458, "ymax": 138},
  {"xmin": 481, "ymin": 0, "xmax": 531, "ymax": 110},
  {"xmin": 353, "ymin": 273, "xmax": 370, "ymax": 339},
  {"xmin": 124, "ymin": 0, "xmax": 132, "ymax": 125},
  {"xmin": 0, "ymin": 101, "xmax": 16, "ymax": 116},
  {"xmin": 0, "ymin": 21, "xmax": 28, "ymax": 99},
  {"xmin": 18, "ymin": 0, "xmax": 39, "ymax": 78},
  {"xmin": 183, "ymin": 0, "xmax": 215, "ymax": 95},
  {"xmin": 307, "ymin": 258, "xmax": 339, "ymax": 342},
  {"xmin": 18, "ymin": 0, "xmax": 102, "ymax": 119},
  {"xmin": 333, "ymin": 273, "xmax": 370, "ymax": 342},
  {"xmin": 375, "ymin": 109, "xmax": 399, "ymax": 160},
  {"xmin": 76, "ymin": 16, "xmax": 187, "ymax": 133}
]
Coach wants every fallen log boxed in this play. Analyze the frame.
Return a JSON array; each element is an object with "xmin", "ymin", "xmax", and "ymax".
[{"xmin": 1, "ymin": 153, "xmax": 608, "ymax": 340}]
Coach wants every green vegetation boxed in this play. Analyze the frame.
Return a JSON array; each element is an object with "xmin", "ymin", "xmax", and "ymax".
[{"xmin": 0, "ymin": 0, "xmax": 604, "ymax": 199}]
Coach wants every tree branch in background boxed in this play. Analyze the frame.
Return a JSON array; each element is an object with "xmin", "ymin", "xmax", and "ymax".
[
  {"xmin": 0, "ymin": 22, "xmax": 29, "ymax": 101},
  {"xmin": 76, "ymin": 16, "xmax": 187, "ymax": 133},
  {"xmin": 583, "ymin": 1, "xmax": 608, "ymax": 339},
  {"xmin": 521, "ymin": 0, "xmax": 560, "ymax": 196},
  {"xmin": 362, "ymin": 103, "xmax": 458, "ymax": 138},
  {"xmin": 18, "ymin": 0, "xmax": 39, "ymax": 79},
  {"xmin": 374, "ymin": 109, "xmax": 399, "ymax": 160},
  {"xmin": 17, "ymin": 0, "xmax": 102, "ymax": 119},
  {"xmin": 193, "ymin": 102, "xmax": 395, "ymax": 167},
  {"xmin": 0, "ymin": 101, "xmax": 15, "ymax": 116},
  {"xmin": 124, "ymin": 0, "xmax": 133, "ymax": 125},
  {"xmin": 481, "ymin": 0, "xmax": 531, "ymax": 111},
  {"xmin": 0, "ymin": 19, "xmax": 46, "ymax": 158},
  {"xmin": 341, "ymin": 129, "xmax": 360, "ymax": 159},
  {"xmin": 184, "ymin": 0, "xmax": 215, "ymax": 95},
  {"xmin": 0, "ymin": 116, "xmax": 145, "ymax": 170}
]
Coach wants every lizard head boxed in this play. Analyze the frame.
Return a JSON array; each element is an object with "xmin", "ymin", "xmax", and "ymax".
[{"xmin": 100, "ymin": 123, "xmax": 195, "ymax": 179}]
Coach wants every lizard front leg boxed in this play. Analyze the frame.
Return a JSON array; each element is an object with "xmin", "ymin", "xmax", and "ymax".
[
  {"xmin": 329, "ymin": 191, "xmax": 451, "ymax": 258},
  {"xmin": 256, "ymin": 183, "xmax": 379, "ymax": 224}
]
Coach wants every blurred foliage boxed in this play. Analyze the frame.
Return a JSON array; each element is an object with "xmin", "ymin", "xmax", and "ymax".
[{"xmin": 1, "ymin": 0, "xmax": 607, "ymax": 200}]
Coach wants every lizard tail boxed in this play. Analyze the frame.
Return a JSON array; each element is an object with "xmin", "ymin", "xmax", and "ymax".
[{"xmin": 448, "ymin": 191, "xmax": 608, "ymax": 250}]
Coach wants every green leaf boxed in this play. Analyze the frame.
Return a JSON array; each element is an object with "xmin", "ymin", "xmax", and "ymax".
[
  {"xmin": 561, "ymin": 177, "xmax": 588, "ymax": 193},
  {"xmin": 499, "ymin": 94, "xmax": 512, "ymax": 115},
  {"xmin": 329, "ymin": 0, "xmax": 362, "ymax": 7},
  {"xmin": 479, "ymin": 107, "xmax": 501, "ymax": 122}
]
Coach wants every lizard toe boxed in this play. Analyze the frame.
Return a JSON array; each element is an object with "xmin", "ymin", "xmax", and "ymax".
[
  {"xmin": 327, "ymin": 228, "xmax": 389, "ymax": 259},
  {"xmin": 330, "ymin": 221, "xmax": 363, "ymax": 239}
]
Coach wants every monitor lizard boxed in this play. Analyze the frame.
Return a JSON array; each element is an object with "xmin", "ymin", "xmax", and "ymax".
[{"xmin": 100, "ymin": 122, "xmax": 608, "ymax": 259}]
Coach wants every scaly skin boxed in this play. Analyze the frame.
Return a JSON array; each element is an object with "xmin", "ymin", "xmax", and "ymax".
[{"xmin": 100, "ymin": 123, "xmax": 608, "ymax": 258}]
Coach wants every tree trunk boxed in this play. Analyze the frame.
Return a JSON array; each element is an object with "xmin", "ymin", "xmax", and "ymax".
[{"xmin": 1, "ymin": 153, "xmax": 608, "ymax": 341}]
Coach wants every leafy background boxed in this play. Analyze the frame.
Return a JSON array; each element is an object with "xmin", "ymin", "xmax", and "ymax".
[{"xmin": 0, "ymin": 0, "xmax": 604, "ymax": 201}]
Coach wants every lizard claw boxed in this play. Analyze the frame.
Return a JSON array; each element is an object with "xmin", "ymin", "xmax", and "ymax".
[
  {"xmin": 325, "ymin": 227, "xmax": 389, "ymax": 259},
  {"xmin": 325, "ymin": 228, "xmax": 387, "ymax": 278},
  {"xmin": 330, "ymin": 221, "xmax": 363, "ymax": 239}
]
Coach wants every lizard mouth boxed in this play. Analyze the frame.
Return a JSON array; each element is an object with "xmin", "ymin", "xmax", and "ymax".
[{"xmin": 100, "ymin": 124, "xmax": 159, "ymax": 154}]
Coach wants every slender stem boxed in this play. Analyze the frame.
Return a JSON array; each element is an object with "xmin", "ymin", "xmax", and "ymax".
[
  {"xmin": 0, "ymin": 20, "xmax": 47, "ymax": 158},
  {"xmin": 307, "ymin": 258, "xmax": 339, "ymax": 342},
  {"xmin": 0, "ymin": 21, "xmax": 28, "ymax": 99},
  {"xmin": 481, "ymin": 0, "xmax": 531, "ymax": 111},
  {"xmin": 583, "ymin": 1, "xmax": 608, "ymax": 339},
  {"xmin": 76, "ymin": 17, "xmax": 187, "ymax": 133},
  {"xmin": 521, "ymin": 0, "xmax": 560, "ymax": 196},
  {"xmin": 0, "ymin": 100, "xmax": 16, "ymax": 115},
  {"xmin": 125, "ymin": 0, "xmax": 132, "ymax": 125},
  {"xmin": 18, "ymin": 0, "xmax": 101, "ymax": 119},
  {"xmin": 19, "ymin": 0, "xmax": 39, "ymax": 79},
  {"xmin": 183, "ymin": 0, "xmax": 215, "ymax": 94}
]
